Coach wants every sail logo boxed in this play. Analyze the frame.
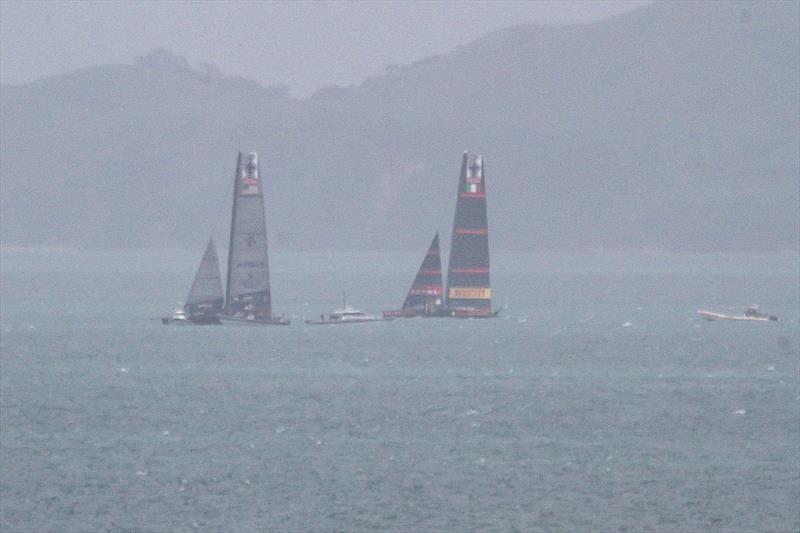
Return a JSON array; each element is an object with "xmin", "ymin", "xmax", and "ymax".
[
  {"xmin": 241, "ymin": 174, "xmax": 259, "ymax": 195},
  {"xmin": 449, "ymin": 287, "xmax": 491, "ymax": 299},
  {"xmin": 465, "ymin": 155, "xmax": 482, "ymax": 193},
  {"xmin": 241, "ymin": 153, "xmax": 260, "ymax": 195},
  {"xmin": 410, "ymin": 286, "xmax": 444, "ymax": 296}
]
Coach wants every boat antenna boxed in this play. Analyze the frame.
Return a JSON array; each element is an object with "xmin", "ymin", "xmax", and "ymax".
[{"xmin": 342, "ymin": 291, "xmax": 347, "ymax": 308}]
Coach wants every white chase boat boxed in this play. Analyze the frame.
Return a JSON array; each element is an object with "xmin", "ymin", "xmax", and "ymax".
[{"xmin": 306, "ymin": 297, "xmax": 390, "ymax": 325}]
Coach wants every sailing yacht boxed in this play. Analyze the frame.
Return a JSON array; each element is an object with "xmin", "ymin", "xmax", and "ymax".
[
  {"xmin": 384, "ymin": 151, "xmax": 498, "ymax": 318},
  {"xmin": 162, "ymin": 152, "xmax": 289, "ymax": 326},
  {"xmin": 219, "ymin": 152, "xmax": 290, "ymax": 325}
]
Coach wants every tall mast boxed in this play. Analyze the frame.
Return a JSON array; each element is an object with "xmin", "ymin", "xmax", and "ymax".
[{"xmin": 224, "ymin": 152, "xmax": 242, "ymax": 311}]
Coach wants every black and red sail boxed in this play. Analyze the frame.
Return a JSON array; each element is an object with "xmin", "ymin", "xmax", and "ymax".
[
  {"xmin": 403, "ymin": 233, "xmax": 445, "ymax": 313},
  {"xmin": 385, "ymin": 234, "xmax": 444, "ymax": 317},
  {"xmin": 445, "ymin": 152, "xmax": 492, "ymax": 317}
]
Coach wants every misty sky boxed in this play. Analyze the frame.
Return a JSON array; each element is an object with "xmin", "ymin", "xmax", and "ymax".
[{"xmin": 1, "ymin": 0, "xmax": 647, "ymax": 97}]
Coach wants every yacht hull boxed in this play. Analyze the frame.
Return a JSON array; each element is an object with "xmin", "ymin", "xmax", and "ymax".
[
  {"xmin": 161, "ymin": 316, "xmax": 221, "ymax": 325},
  {"xmin": 305, "ymin": 318, "xmax": 392, "ymax": 325},
  {"xmin": 219, "ymin": 315, "xmax": 291, "ymax": 326},
  {"xmin": 698, "ymin": 310, "xmax": 777, "ymax": 322}
]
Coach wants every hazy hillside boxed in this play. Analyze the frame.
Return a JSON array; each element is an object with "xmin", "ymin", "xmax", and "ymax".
[{"xmin": 1, "ymin": 0, "xmax": 798, "ymax": 253}]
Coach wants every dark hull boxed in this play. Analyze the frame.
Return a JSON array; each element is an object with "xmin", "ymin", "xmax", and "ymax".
[
  {"xmin": 161, "ymin": 316, "xmax": 222, "ymax": 325},
  {"xmin": 219, "ymin": 315, "xmax": 291, "ymax": 326},
  {"xmin": 305, "ymin": 318, "xmax": 392, "ymax": 325},
  {"xmin": 190, "ymin": 315, "xmax": 223, "ymax": 325},
  {"xmin": 450, "ymin": 309, "xmax": 501, "ymax": 319},
  {"xmin": 383, "ymin": 308, "xmax": 500, "ymax": 319},
  {"xmin": 161, "ymin": 317, "xmax": 222, "ymax": 326}
]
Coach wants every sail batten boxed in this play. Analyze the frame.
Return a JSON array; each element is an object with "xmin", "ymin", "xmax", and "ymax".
[
  {"xmin": 224, "ymin": 151, "xmax": 273, "ymax": 319},
  {"xmin": 445, "ymin": 152, "xmax": 492, "ymax": 317}
]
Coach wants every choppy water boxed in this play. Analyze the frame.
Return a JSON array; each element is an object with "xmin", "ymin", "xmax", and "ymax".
[{"xmin": 1, "ymin": 251, "xmax": 798, "ymax": 532}]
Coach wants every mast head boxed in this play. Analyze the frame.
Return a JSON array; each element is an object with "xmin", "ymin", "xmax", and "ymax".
[{"xmin": 244, "ymin": 152, "xmax": 258, "ymax": 178}]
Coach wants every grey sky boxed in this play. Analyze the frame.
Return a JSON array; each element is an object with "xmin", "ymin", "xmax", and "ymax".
[{"xmin": 1, "ymin": 0, "xmax": 647, "ymax": 97}]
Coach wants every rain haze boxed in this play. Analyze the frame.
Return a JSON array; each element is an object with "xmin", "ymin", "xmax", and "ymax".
[{"xmin": 1, "ymin": 1, "xmax": 798, "ymax": 532}]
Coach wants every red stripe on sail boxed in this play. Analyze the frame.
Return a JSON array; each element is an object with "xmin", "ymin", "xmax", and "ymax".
[
  {"xmin": 459, "ymin": 192, "xmax": 486, "ymax": 198},
  {"xmin": 418, "ymin": 269, "xmax": 442, "ymax": 275},
  {"xmin": 455, "ymin": 229, "xmax": 488, "ymax": 235},
  {"xmin": 450, "ymin": 268, "xmax": 489, "ymax": 274}
]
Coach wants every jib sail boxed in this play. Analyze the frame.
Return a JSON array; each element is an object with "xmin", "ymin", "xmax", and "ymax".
[
  {"xmin": 401, "ymin": 233, "xmax": 444, "ymax": 314},
  {"xmin": 445, "ymin": 152, "xmax": 492, "ymax": 317},
  {"xmin": 224, "ymin": 152, "xmax": 272, "ymax": 318},
  {"xmin": 184, "ymin": 238, "xmax": 224, "ymax": 318}
]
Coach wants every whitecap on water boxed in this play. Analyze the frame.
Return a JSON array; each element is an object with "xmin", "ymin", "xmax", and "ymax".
[
  {"xmin": 733, "ymin": 409, "xmax": 746, "ymax": 415},
  {"xmin": 622, "ymin": 322, "xmax": 633, "ymax": 327}
]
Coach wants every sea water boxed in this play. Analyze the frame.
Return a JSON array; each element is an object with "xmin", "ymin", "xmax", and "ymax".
[{"xmin": 1, "ymin": 250, "xmax": 798, "ymax": 532}]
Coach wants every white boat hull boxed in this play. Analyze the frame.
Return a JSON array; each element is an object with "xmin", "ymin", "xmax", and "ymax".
[{"xmin": 697, "ymin": 310, "xmax": 776, "ymax": 322}]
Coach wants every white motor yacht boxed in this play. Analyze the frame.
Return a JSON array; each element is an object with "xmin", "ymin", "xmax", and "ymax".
[{"xmin": 306, "ymin": 302, "xmax": 390, "ymax": 325}]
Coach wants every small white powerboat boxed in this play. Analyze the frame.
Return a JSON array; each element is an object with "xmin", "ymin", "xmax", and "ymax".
[{"xmin": 306, "ymin": 294, "xmax": 391, "ymax": 325}]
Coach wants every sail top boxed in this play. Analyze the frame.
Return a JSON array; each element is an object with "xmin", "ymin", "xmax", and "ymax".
[{"xmin": 239, "ymin": 152, "xmax": 261, "ymax": 196}]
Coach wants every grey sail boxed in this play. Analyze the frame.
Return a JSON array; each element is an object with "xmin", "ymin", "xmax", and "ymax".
[
  {"xmin": 184, "ymin": 238, "xmax": 224, "ymax": 321},
  {"xmin": 224, "ymin": 152, "xmax": 273, "ymax": 319}
]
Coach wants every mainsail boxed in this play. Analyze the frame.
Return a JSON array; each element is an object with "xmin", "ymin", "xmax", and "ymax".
[
  {"xmin": 224, "ymin": 152, "xmax": 273, "ymax": 319},
  {"xmin": 401, "ymin": 233, "xmax": 444, "ymax": 314},
  {"xmin": 445, "ymin": 152, "xmax": 492, "ymax": 317},
  {"xmin": 184, "ymin": 238, "xmax": 224, "ymax": 319}
]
